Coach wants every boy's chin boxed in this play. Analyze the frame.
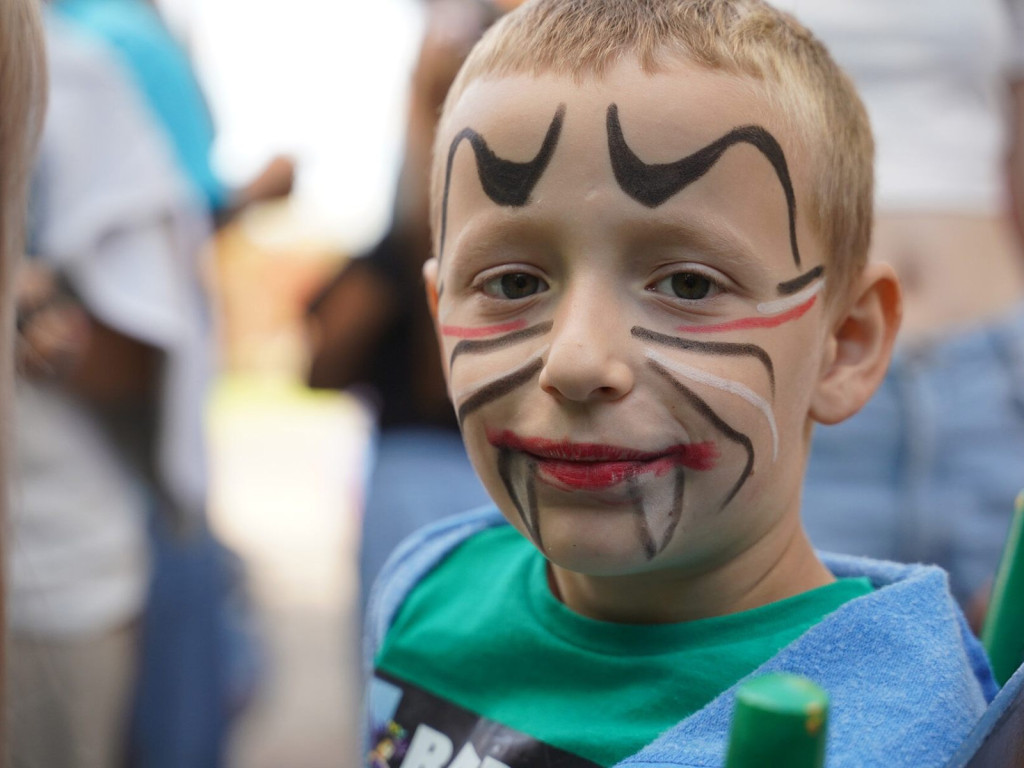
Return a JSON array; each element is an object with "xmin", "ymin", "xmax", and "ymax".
[{"xmin": 505, "ymin": 501, "xmax": 693, "ymax": 577}]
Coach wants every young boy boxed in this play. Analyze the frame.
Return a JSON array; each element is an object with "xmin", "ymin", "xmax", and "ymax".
[{"xmin": 364, "ymin": 1, "xmax": 998, "ymax": 766}]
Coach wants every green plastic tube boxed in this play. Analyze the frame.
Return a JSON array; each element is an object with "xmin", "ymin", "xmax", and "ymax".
[
  {"xmin": 982, "ymin": 490, "xmax": 1024, "ymax": 687},
  {"xmin": 725, "ymin": 673, "xmax": 829, "ymax": 768}
]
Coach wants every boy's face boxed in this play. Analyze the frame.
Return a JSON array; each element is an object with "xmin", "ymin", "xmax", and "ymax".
[{"xmin": 428, "ymin": 59, "xmax": 833, "ymax": 578}]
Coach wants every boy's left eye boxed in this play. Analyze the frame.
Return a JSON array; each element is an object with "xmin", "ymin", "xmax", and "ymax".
[
  {"xmin": 650, "ymin": 271, "xmax": 720, "ymax": 301},
  {"xmin": 482, "ymin": 272, "xmax": 549, "ymax": 300}
]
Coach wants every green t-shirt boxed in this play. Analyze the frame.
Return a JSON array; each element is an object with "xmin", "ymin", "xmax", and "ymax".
[{"xmin": 375, "ymin": 525, "xmax": 872, "ymax": 767}]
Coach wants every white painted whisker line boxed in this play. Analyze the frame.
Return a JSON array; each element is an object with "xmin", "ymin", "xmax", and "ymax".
[
  {"xmin": 756, "ymin": 278, "xmax": 825, "ymax": 316},
  {"xmin": 645, "ymin": 350, "xmax": 779, "ymax": 461}
]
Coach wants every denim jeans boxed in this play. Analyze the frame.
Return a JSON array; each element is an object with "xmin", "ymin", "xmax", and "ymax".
[{"xmin": 803, "ymin": 304, "xmax": 1024, "ymax": 604}]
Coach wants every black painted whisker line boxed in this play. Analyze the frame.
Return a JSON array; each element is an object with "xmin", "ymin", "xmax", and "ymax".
[
  {"xmin": 607, "ymin": 104, "xmax": 801, "ymax": 268},
  {"xmin": 657, "ymin": 468, "xmax": 686, "ymax": 556},
  {"xmin": 449, "ymin": 321, "xmax": 554, "ymax": 368},
  {"xmin": 437, "ymin": 104, "xmax": 566, "ymax": 265},
  {"xmin": 497, "ymin": 448, "xmax": 534, "ymax": 542},
  {"xmin": 776, "ymin": 266, "xmax": 825, "ymax": 296},
  {"xmin": 627, "ymin": 477, "xmax": 657, "ymax": 560},
  {"xmin": 525, "ymin": 459, "xmax": 542, "ymax": 551},
  {"xmin": 649, "ymin": 361, "xmax": 755, "ymax": 510},
  {"xmin": 456, "ymin": 357, "xmax": 544, "ymax": 425},
  {"xmin": 631, "ymin": 326, "xmax": 776, "ymax": 398}
]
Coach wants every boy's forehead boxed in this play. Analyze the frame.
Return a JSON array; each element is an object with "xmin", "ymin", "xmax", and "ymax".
[
  {"xmin": 437, "ymin": 59, "xmax": 815, "ymax": 282},
  {"xmin": 443, "ymin": 60, "xmax": 782, "ymax": 160}
]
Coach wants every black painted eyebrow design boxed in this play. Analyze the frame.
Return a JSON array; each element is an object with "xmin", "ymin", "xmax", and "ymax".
[
  {"xmin": 649, "ymin": 361, "xmax": 754, "ymax": 509},
  {"xmin": 631, "ymin": 326, "xmax": 776, "ymax": 397},
  {"xmin": 438, "ymin": 104, "xmax": 567, "ymax": 264},
  {"xmin": 777, "ymin": 266, "xmax": 825, "ymax": 296},
  {"xmin": 449, "ymin": 322, "xmax": 554, "ymax": 369},
  {"xmin": 456, "ymin": 357, "xmax": 545, "ymax": 426},
  {"xmin": 607, "ymin": 104, "xmax": 801, "ymax": 268}
]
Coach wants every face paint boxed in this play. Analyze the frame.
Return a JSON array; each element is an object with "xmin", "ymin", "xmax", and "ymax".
[
  {"xmin": 434, "ymin": 64, "xmax": 830, "ymax": 582},
  {"xmin": 454, "ymin": 355, "xmax": 546, "ymax": 425},
  {"xmin": 441, "ymin": 319, "xmax": 529, "ymax": 339},
  {"xmin": 497, "ymin": 447, "xmax": 542, "ymax": 548},
  {"xmin": 676, "ymin": 291, "xmax": 819, "ymax": 333},
  {"xmin": 487, "ymin": 430, "xmax": 716, "ymax": 559},
  {"xmin": 647, "ymin": 360, "xmax": 756, "ymax": 509},
  {"xmin": 438, "ymin": 104, "xmax": 567, "ymax": 264},
  {"xmin": 448, "ymin": 321, "xmax": 554, "ymax": 368},
  {"xmin": 644, "ymin": 349, "xmax": 779, "ymax": 460},
  {"xmin": 755, "ymin": 280, "xmax": 824, "ymax": 316},
  {"xmin": 607, "ymin": 104, "xmax": 802, "ymax": 268},
  {"xmin": 630, "ymin": 327, "xmax": 776, "ymax": 396},
  {"xmin": 777, "ymin": 266, "xmax": 825, "ymax": 296}
]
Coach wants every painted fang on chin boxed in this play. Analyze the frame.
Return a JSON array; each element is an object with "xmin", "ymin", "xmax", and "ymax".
[
  {"xmin": 628, "ymin": 467, "xmax": 686, "ymax": 560},
  {"xmin": 627, "ymin": 477, "xmax": 657, "ymax": 559},
  {"xmin": 497, "ymin": 447, "xmax": 543, "ymax": 549}
]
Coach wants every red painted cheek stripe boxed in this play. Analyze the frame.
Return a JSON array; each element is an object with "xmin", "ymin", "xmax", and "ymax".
[
  {"xmin": 441, "ymin": 319, "xmax": 529, "ymax": 339},
  {"xmin": 675, "ymin": 294, "xmax": 817, "ymax": 334}
]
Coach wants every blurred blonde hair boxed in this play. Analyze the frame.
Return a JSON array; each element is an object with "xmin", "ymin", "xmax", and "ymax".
[
  {"xmin": 431, "ymin": 0, "xmax": 873, "ymax": 302},
  {"xmin": 1, "ymin": 0, "xmax": 47, "ymax": 350},
  {"xmin": 0, "ymin": 0, "xmax": 47, "ymax": 703}
]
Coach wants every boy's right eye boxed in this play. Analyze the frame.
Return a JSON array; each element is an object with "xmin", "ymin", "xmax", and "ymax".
[{"xmin": 481, "ymin": 272, "xmax": 549, "ymax": 300}]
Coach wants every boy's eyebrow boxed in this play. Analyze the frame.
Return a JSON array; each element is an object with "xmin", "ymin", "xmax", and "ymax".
[
  {"xmin": 636, "ymin": 215, "xmax": 770, "ymax": 277},
  {"xmin": 607, "ymin": 105, "xmax": 801, "ymax": 269},
  {"xmin": 438, "ymin": 104, "xmax": 567, "ymax": 265}
]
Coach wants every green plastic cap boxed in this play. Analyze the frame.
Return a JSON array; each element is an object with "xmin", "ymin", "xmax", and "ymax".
[{"xmin": 725, "ymin": 673, "xmax": 829, "ymax": 768}]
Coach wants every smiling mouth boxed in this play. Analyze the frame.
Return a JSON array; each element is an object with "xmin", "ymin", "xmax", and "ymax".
[{"xmin": 487, "ymin": 430, "xmax": 718, "ymax": 490}]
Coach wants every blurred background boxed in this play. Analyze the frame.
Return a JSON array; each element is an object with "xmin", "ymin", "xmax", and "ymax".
[
  {"xmin": 157, "ymin": 1, "xmax": 420, "ymax": 765},
  {"xmin": 12, "ymin": 1, "xmax": 1024, "ymax": 766},
  {"xmin": 11, "ymin": 1, "xmax": 432, "ymax": 766}
]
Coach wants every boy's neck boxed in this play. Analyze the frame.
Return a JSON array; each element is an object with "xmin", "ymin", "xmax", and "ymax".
[{"xmin": 547, "ymin": 515, "xmax": 834, "ymax": 624}]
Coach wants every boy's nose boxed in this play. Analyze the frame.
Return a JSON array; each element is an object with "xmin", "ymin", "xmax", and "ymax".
[{"xmin": 538, "ymin": 292, "xmax": 635, "ymax": 404}]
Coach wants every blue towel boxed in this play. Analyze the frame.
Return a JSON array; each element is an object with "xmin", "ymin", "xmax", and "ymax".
[{"xmin": 366, "ymin": 506, "xmax": 998, "ymax": 768}]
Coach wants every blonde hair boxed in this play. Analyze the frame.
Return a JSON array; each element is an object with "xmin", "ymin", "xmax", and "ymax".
[
  {"xmin": 0, "ymin": 0, "xmax": 47, "ymax": 708},
  {"xmin": 431, "ymin": 0, "xmax": 873, "ymax": 301}
]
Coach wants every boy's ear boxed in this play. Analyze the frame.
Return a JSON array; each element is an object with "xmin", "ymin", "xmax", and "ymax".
[
  {"xmin": 423, "ymin": 256, "xmax": 451, "ymax": 390},
  {"xmin": 810, "ymin": 262, "xmax": 902, "ymax": 425},
  {"xmin": 423, "ymin": 257, "xmax": 440, "ymax": 323}
]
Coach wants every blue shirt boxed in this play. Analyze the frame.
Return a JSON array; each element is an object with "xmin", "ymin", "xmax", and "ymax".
[{"xmin": 54, "ymin": 0, "xmax": 229, "ymax": 211}]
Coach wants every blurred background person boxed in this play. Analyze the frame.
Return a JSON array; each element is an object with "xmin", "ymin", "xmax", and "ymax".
[
  {"xmin": 305, "ymin": 0, "xmax": 514, "ymax": 615},
  {"xmin": 51, "ymin": 0, "xmax": 295, "ymax": 229},
  {"xmin": 772, "ymin": 0, "xmax": 1024, "ymax": 625},
  {"xmin": 0, "ymin": 0, "xmax": 47, "ymax": 752},
  {"xmin": 36, "ymin": 3, "xmax": 296, "ymax": 766},
  {"xmin": 7, "ymin": 12, "xmax": 216, "ymax": 767}
]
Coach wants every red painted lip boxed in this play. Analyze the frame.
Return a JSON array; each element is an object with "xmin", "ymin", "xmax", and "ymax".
[{"xmin": 487, "ymin": 430, "xmax": 718, "ymax": 490}]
